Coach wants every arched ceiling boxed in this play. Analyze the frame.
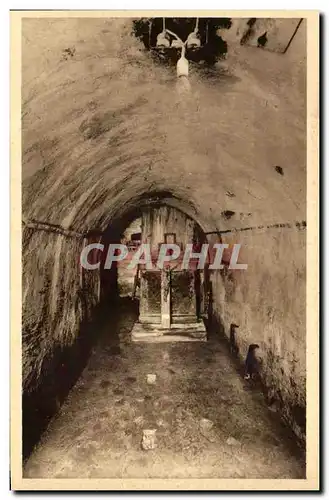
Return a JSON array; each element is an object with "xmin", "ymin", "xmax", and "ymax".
[{"xmin": 22, "ymin": 17, "xmax": 306, "ymax": 234}]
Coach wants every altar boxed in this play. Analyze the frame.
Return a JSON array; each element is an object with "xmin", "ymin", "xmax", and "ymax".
[{"xmin": 131, "ymin": 206, "xmax": 207, "ymax": 342}]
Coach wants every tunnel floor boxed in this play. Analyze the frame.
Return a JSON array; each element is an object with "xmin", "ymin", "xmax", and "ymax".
[{"xmin": 24, "ymin": 299, "xmax": 305, "ymax": 479}]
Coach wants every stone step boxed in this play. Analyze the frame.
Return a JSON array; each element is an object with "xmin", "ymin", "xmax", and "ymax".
[
  {"xmin": 131, "ymin": 322, "xmax": 207, "ymax": 343},
  {"xmin": 132, "ymin": 335, "xmax": 207, "ymax": 343}
]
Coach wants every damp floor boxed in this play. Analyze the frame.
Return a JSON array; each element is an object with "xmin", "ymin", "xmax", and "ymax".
[{"xmin": 24, "ymin": 299, "xmax": 305, "ymax": 479}]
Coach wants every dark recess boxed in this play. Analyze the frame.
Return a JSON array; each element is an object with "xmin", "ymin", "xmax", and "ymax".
[
  {"xmin": 257, "ymin": 31, "xmax": 268, "ymax": 48},
  {"xmin": 275, "ymin": 165, "xmax": 284, "ymax": 175},
  {"xmin": 222, "ymin": 210, "xmax": 235, "ymax": 220}
]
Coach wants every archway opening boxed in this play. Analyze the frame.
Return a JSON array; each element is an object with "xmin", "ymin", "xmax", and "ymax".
[{"xmin": 98, "ymin": 200, "xmax": 211, "ymax": 341}]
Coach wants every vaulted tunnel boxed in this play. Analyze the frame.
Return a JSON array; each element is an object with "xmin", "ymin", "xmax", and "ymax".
[{"xmin": 22, "ymin": 17, "xmax": 307, "ymax": 476}]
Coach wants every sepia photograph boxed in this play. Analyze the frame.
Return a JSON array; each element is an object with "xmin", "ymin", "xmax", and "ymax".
[{"xmin": 10, "ymin": 10, "xmax": 319, "ymax": 491}]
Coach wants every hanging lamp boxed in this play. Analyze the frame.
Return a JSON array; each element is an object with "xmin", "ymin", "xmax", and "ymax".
[
  {"xmin": 177, "ymin": 45, "xmax": 189, "ymax": 78},
  {"xmin": 156, "ymin": 18, "xmax": 170, "ymax": 48},
  {"xmin": 187, "ymin": 18, "xmax": 201, "ymax": 49}
]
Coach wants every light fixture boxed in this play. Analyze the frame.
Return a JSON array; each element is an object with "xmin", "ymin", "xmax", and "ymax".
[
  {"xmin": 186, "ymin": 18, "xmax": 201, "ymax": 49},
  {"xmin": 186, "ymin": 31, "xmax": 201, "ymax": 49},
  {"xmin": 177, "ymin": 45, "xmax": 189, "ymax": 78},
  {"xmin": 156, "ymin": 30, "xmax": 170, "ymax": 48},
  {"xmin": 171, "ymin": 39, "xmax": 182, "ymax": 49},
  {"xmin": 156, "ymin": 17, "xmax": 170, "ymax": 49}
]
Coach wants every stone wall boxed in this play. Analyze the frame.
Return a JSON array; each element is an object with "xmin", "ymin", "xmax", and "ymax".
[
  {"xmin": 22, "ymin": 225, "xmax": 101, "ymax": 390},
  {"xmin": 210, "ymin": 225, "xmax": 306, "ymax": 440}
]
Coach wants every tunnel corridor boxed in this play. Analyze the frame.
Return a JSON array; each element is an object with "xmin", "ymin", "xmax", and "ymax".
[
  {"xmin": 22, "ymin": 195, "xmax": 306, "ymax": 477},
  {"xmin": 22, "ymin": 199, "xmax": 212, "ymax": 459},
  {"xmin": 20, "ymin": 16, "xmax": 308, "ymax": 483},
  {"xmin": 24, "ymin": 298, "xmax": 305, "ymax": 479}
]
